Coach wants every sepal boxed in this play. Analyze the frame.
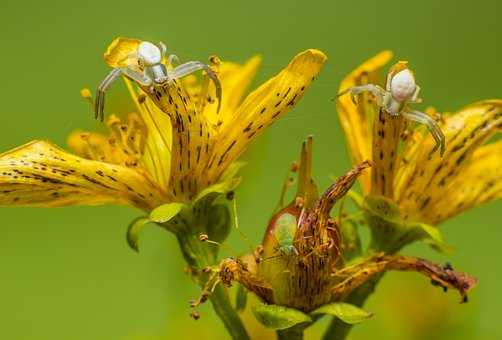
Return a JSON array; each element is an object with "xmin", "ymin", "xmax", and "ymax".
[
  {"xmin": 126, "ymin": 216, "xmax": 151, "ymax": 252},
  {"xmin": 311, "ymin": 302, "xmax": 373, "ymax": 324},
  {"xmin": 252, "ymin": 304, "xmax": 311, "ymax": 330},
  {"xmin": 363, "ymin": 195, "xmax": 448, "ymax": 252},
  {"xmin": 150, "ymin": 202, "xmax": 186, "ymax": 223},
  {"xmin": 194, "ymin": 162, "xmax": 244, "ymax": 203}
]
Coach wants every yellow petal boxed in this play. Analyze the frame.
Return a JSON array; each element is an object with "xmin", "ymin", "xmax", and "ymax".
[
  {"xmin": 0, "ymin": 141, "xmax": 165, "ymax": 211},
  {"xmin": 395, "ymin": 100, "xmax": 502, "ymax": 222},
  {"xmin": 206, "ymin": 49, "xmax": 328, "ymax": 182},
  {"xmin": 103, "ymin": 37, "xmax": 141, "ymax": 68},
  {"xmin": 371, "ymin": 111, "xmax": 405, "ymax": 198},
  {"xmin": 203, "ymin": 56, "xmax": 262, "ymax": 127},
  {"xmin": 421, "ymin": 141, "xmax": 502, "ymax": 224},
  {"xmin": 137, "ymin": 78, "xmax": 213, "ymax": 201},
  {"xmin": 124, "ymin": 80, "xmax": 173, "ymax": 193},
  {"xmin": 337, "ymin": 51, "xmax": 393, "ymax": 194}
]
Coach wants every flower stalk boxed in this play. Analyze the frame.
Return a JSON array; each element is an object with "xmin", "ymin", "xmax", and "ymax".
[
  {"xmin": 277, "ymin": 324, "xmax": 307, "ymax": 340},
  {"xmin": 176, "ymin": 221, "xmax": 250, "ymax": 340}
]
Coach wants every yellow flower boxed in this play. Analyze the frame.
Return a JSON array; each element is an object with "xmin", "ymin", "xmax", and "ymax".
[
  {"xmin": 0, "ymin": 38, "xmax": 327, "ymax": 213},
  {"xmin": 337, "ymin": 51, "xmax": 501, "ymax": 228}
]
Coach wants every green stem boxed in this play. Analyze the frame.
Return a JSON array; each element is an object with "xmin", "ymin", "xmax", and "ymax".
[
  {"xmin": 277, "ymin": 324, "xmax": 306, "ymax": 340},
  {"xmin": 323, "ymin": 195, "xmax": 414, "ymax": 339},
  {"xmin": 211, "ymin": 285, "xmax": 250, "ymax": 340},
  {"xmin": 323, "ymin": 236, "xmax": 393, "ymax": 340},
  {"xmin": 176, "ymin": 231, "xmax": 250, "ymax": 340}
]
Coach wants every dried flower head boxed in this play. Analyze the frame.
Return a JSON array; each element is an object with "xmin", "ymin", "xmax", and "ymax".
[{"xmin": 198, "ymin": 139, "xmax": 477, "ymax": 320}]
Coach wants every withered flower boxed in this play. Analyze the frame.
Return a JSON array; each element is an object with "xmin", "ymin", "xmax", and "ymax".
[{"xmin": 196, "ymin": 138, "xmax": 477, "ymax": 333}]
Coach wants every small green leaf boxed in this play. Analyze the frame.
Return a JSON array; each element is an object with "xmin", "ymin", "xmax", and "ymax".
[
  {"xmin": 235, "ymin": 284, "xmax": 248, "ymax": 312},
  {"xmin": 194, "ymin": 177, "xmax": 242, "ymax": 202},
  {"xmin": 411, "ymin": 223, "xmax": 452, "ymax": 253},
  {"xmin": 149, "ymin": 202, "xmax": 185, "ymax": 223},
  {"xmin": 414, "ymin": 223, "xmax": 443, "ymax": 244},
  {"xmin": 312, "ymin": 302, "xmax": 372, "ymax": 324},
  {"xmin": 252, "ymin": 304, "xmax": 311, "ymax": 330},
  {"xmin": 126, "ymin": 216, "xmax": 151, "ymax": 252}
]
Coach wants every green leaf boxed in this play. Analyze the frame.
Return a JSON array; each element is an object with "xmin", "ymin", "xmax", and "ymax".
[
  {"xmin": 149, "ymin": 202, "xmax": 185, "ymax": 223},
  {"xmin": 411, "ymin": 223, "xmax": 452, "ymax": 253},
  {"xmin": 252, "ymin": 304, "xmax": 311, "ymax": 330},
  {"xmin": 414, "ymin": 223, "xmax": 443, "ymax": 244},
  {"xmin": 126, "ymin": 216, "xmax": 151, "ymax": 252},
  {"xmin": 235, "ymin": 284, "xmax": 248, "ymax": 312},
  {"xmin": 194, "ymin": 176, "xmax": 242, "ymax": 203},
  {"xmin": 312, "ymin": 302, "xmax": 372, "ymax": 324}
]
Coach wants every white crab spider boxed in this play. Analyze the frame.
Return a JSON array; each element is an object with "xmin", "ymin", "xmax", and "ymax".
[
  {"xmin": 95, "ymin": 40, "xmax": 222, "ymax": 121},
  {"xmin": 338, "ymin": 61, "xmax": 445, "ymax": 156}
]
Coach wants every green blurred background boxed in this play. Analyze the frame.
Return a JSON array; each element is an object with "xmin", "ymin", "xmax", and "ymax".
[{"xmin": 0, "ymin": 0, "xmax": 500, "ymax": 339}]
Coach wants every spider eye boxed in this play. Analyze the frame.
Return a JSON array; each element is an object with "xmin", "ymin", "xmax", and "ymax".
[{"xmin": 390, "ymin": 69, "xmax": 416, "ymax": 102}]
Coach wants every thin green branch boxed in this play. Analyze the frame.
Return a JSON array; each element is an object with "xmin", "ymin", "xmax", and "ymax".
[
  {"xmin": 176, "ymin": 229, "xmax": 250, "ymax": 340},
  {"xmin": 210, "ymin": 285, "xmax": 251, "ymax": 340}
]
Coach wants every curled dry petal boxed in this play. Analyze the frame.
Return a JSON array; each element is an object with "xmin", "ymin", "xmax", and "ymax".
[{"xmin": 331, "ymin": 254, "xmax": 478, "ymax": 302}]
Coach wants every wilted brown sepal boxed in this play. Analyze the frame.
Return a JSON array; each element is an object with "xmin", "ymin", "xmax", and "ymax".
[
  {"xmin": 295, "ymin": 160, "xmax": 372, "ymax": 263},
  {"xmin": 315, "ymin": 160, "xmax": 372, "ymax": 215},
  {"xmin": 331, "ymin": 254, "xmax": 478, "ymax": 302},
  {"xmin": 219, "ymin": 257, "xmax": 274, "ymax": 303}
]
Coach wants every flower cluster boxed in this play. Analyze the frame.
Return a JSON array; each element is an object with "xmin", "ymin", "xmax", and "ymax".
[
  {"xmin": 191, "ymin": 53, "xmax": 499, "ymax": 337},
  {"xmin": 0, "ymin": 39, "xmax": 500, "ymax": 340}
]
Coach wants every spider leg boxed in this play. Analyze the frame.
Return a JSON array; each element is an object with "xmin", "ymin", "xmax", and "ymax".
[
  {"xmin": 385, "ymin": 70, "xmax": 393, "ymax": 92},
  {"xmin": 336, "ymin": 84, "xmax": 385, "ymax": 107},
  {"xmin": 157, "ymin": 41, "xmax": 167, "ymax": 56},
  {"xmin": 402, "ymin": 110, "xmax": 446, "ymax": 156},
  {"xmin": 95, "ymin": 68, "xmax": 122, "ymax": 121},
  {"xmin": 168, "ymin": 54, "xmax": 181, "ymax": 67},
  {"xmin": 121, "ymin": 67, "xmax": 153, "ymax": 87},
  {"xmin": 170, "ymin": 61, "xmax": 222, "ymax": 113},
  {"xmin": 408, "ymin": 85, "xmax": 423, "ymax": 104}
]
